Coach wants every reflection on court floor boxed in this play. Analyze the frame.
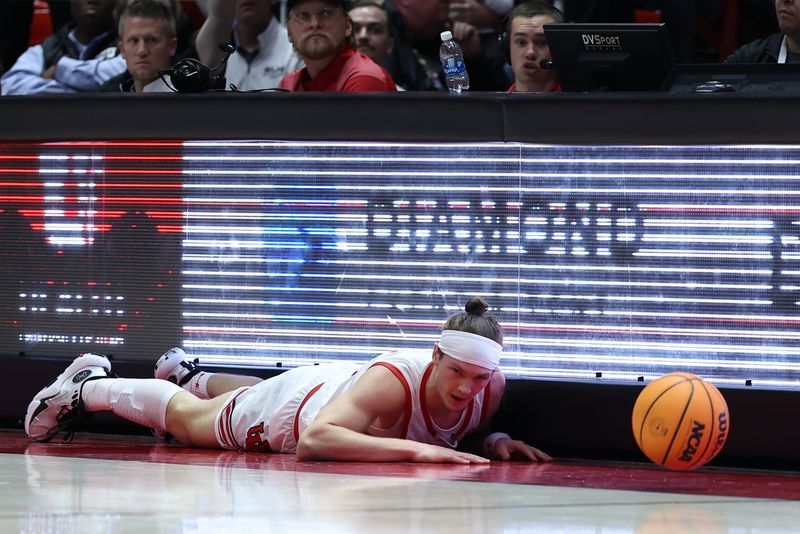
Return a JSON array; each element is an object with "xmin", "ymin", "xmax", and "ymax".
[{"xmin": 1, "ymin": 431, "xmax": 798, "ymax": 533}]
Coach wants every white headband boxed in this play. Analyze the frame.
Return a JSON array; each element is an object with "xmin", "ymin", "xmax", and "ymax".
[{"xmin": 438, "ymin": 330, "xmax": 502, "ymax": 370}]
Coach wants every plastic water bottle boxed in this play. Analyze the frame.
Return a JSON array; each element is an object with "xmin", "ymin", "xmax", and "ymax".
[{"xmin": 439, "ymin": 30, "xmax": 470, "ymax": 95}]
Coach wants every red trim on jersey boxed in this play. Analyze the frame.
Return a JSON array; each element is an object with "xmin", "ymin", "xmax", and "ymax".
[
  {"xmin": 479, "ymin": 380, "xmax": 492, "ymax": 426},
  {"xmin": 419, "ymin": 363, "xmax": 474, "ymax": 447},
  {"xmin": 293, "ymin": 382, "xmax": 326, "ymax": 442},
  {"xmin": 217, "ymin": 387, "xmax": 250, "ymax": 449},
  {"xmin": 369, "ymin": 362, "xmax": 413, "ymax": 438}
]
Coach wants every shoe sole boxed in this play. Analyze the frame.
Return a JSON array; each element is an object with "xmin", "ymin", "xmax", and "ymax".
[{"xmin": 24, "ymin": 354, "xmax": 111, "ymax": 441}]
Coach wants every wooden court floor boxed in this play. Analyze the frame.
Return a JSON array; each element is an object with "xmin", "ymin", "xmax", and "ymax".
[{"xmin": 0, "ymin": 430, "xmax": 797, "ymax": 533}]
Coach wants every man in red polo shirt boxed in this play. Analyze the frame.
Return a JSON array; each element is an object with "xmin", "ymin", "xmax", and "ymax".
[{"xmin": 278, "ymin": 0, "xmax": 397, "ymax": 91}]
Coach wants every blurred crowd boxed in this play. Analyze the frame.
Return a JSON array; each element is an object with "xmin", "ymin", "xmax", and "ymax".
[{"xmin": 0, "ymin": 0, "xmax": 786, "ymax": 94}]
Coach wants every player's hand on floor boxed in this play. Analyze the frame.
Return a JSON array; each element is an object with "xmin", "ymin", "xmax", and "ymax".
[
  {"xmin": 413, "ymin": 443, "xmax": 490, "ymax": 464},
  {"xmin": 493, "ymin": 438, "xmax": 553, "ymax": 462}
]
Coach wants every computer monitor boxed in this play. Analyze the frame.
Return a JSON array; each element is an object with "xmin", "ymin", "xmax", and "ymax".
[{"xmin": 543, "ymin": 23, "xmax": 675, "ymax": 92}]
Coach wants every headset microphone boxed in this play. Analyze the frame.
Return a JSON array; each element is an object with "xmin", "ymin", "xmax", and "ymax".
[
  {"xmin": 163, "ymin": 43, "xmax": 236, "ymax": 93},
  {"xmin": 539, "ymin": 59, "xmax": 554, "ymax": 70},
  {"xmin": 211, "ymin": 43, "xmax": 236, "ymax": 73}
]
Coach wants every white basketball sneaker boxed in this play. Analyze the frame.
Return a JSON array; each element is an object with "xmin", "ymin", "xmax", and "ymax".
[
  {"xmin": 154, "ymin": 347, "xmax": 201, "ymax": 386},
  {"xmin": 25, "ymin": 353, "xmax": 113, "ymax": 442},
  {"xmin": 152, "ymin": 347, "xmax": 203, "ymax": 442}
]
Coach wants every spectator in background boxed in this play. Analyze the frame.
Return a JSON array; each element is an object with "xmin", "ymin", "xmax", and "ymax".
[
  {"xmin": 0, "ymin": 0, "xmax": 74, "ymax": 75},
  {"xmin": 449, "ymin": 0, "xmax": 508, "ymax": 30},
  {"xmin": 384, "ymin": 0, "xmax": 448, "ymax": 90},
  {"xmin": 101, "ymin": 0, "xmax": 177, "ymax": 92},
  {"xmin": 557, "ymin": 0, "xmax": 636, "ymax": 22},
  {"xmin": 278, "ymin": 0, "xmax": 396, "ymax": 90},
  {"xmin": 94, "ymin": 0, "xmax": 198, "ymax": 91},
  {"xmin": 393, "ymin": 0, "xmax": 450, "ymax": 45},
  {"xmin": 504, "ymin": 1, "xmax": 562, "ymax": 92},
  {"xmin": 2, "ymin": 0, "xmax": 197, "ymax": 95},
  {"xmin": 348, "ymin": 0, "xmax": 394, "ymax": 68},
  {"xmin": 444, "ymin": 20, "xmax": 510, "ymax": 90},
  {"xmin": 1, "ymin": 0, "xmax": 118, "ymax": 94},
  {"xmin": 195, "ymin": 0, "xmax": 301, "ymax": 92},
  {"xmin": 116, "ymin": 0, "xmax": 196, "ymax": 57},
  {"xmin": 384, "ymin": 0, "xmax": 511, "ymax": 90},
  {"xmin": 725, "ymin": 0, "xmax": 800, "ymax": 63},
  {"xmin": 449, "ymin": 0, "xmax": 515, "ymax": 90}
]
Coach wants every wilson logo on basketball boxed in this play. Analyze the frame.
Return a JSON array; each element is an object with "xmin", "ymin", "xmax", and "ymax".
[
  {"xmin": 710, "ymin": 411, "xmax": 729, "ymax": 456},
  {"xmin": 678, "ymin": 420, "xmax": 705, "ymax": 462},
  {"xmin": 72, "ymin": 370, "xmax": 93, "ymax": 383}
]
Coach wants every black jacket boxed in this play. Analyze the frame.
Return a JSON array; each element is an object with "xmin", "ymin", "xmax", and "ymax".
[
  {"xmin": 41, "ymin": 24, "xmax": 117, "ymax": 69},
  {"xmin": 99, "ymin": 71, "xmax": 135, "ymax": 92},
  {"xmin": 724, "ymin": 32, "xmax": 784, "ymax": 64}
]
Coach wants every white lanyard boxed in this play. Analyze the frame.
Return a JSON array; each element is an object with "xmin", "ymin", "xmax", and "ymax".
[{"xmin": 779, "ymin": 35, "xmax": 788, "ymax": 64}]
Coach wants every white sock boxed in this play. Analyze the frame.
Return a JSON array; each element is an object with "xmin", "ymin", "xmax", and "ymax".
[
  {"xmin": 81, "ymin": 378, "xmax": 184, "ymax": 433},
  {"xmin": 183, "ymin": 371, "xmax": 212, "ymax": 400}
]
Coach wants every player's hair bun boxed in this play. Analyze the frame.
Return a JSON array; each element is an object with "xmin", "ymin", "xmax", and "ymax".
[{"xmin": 464, "ymin": 297, "xmax": 489, "ymax": 316}]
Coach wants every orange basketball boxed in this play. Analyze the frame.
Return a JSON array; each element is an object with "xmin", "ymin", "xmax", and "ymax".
[{"xmin": 631, "ymin": 372, "xmax": 729, "ymax": 470}]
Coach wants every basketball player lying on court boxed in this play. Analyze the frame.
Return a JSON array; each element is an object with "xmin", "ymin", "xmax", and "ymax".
[{"xmin": 25, "ymin": 298, "xmax": 552, "ymax": 464}]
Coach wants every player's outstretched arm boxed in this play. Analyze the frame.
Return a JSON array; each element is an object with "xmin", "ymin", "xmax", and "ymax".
[{"xmin": 296, "ymin": 366, "xmax": 489, "ymax": 463}]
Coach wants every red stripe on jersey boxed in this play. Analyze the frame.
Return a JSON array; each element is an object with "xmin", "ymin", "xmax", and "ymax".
[
  {"xmin": 293, "ymin": 382, "xmax": 325, "ymax": 443},
  {"xmin": 217, "ymin": 387, "xmax": 250, "ymax": 449},
  {"xmin": 479, "ymin": 380, "xmax": 492, "ymax": 426},
  {"xmin": 369, "ymin": 362, "xmax": 413, "ymax": 438}
]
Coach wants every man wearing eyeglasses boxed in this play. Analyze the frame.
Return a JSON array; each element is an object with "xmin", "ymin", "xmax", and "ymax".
[{"xmin": 278, "ymin": 0, "xmax": 397, "ymax": 91}]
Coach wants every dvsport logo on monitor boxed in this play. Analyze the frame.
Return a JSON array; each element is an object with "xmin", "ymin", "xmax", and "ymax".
[{"xmin": 581, "ymin": 34, "xmax": 622, "ymax": 50}]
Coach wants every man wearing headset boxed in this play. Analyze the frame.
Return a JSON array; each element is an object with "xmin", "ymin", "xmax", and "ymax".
[{"xmin": 503, "ymin": 1, "xmax": 563, "ymax": 93}]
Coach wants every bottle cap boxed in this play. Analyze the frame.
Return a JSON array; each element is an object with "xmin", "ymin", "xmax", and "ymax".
[{"xmin": 440, "ymin": 31, "xmax": 453, "ymax": 41}]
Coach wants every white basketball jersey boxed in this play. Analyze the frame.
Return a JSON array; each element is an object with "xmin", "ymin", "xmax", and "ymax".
[
  {"xmin": 215, "ymin": 350, "xmax": 494, "ymax": 453},
  {"xmin": 341, "ymin": 350, "xmax": 494, "ymax": 448}
]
